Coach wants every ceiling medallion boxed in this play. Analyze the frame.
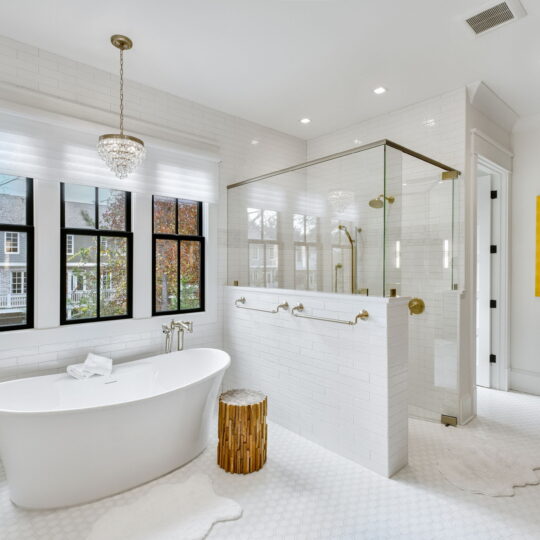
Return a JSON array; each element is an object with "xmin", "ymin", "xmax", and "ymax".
[{"xmin": 97, "ymin": 35, "xmax": 146, "ymax": 179}]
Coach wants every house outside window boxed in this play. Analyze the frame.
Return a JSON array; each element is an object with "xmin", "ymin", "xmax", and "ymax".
[
  {"xmin": 4, "ymin": 232, "xmax": 19, "ymax": 254},
  {"xmin": 0, "ymin": 175, "xmax": 33, "ymax": 331},
  {"xmin": 10, "ymin": 271, "xmax": 26, "ymax": 294}
]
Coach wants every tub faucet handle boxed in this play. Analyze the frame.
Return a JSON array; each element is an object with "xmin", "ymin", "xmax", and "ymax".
[{"xmin": 182, "ymin": 321, "xmax": 193, "ymax": 333}]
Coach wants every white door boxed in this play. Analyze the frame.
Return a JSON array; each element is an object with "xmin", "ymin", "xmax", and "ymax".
[{"xmin": 476, "ymin": 174, "xmax": 492, "ymax": 388}]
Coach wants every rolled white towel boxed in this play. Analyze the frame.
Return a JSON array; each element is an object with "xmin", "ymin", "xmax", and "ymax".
[
  {"xmin": 66, "ymin": 353, "xmax": 113, "ymax": 379},
  {"xmin": 84, "ymin": 353, "xmax": 113, "ymax": 377},
  {"xmin": 66, "ymin": 363, "xmax": 93, "ymax": 380}
]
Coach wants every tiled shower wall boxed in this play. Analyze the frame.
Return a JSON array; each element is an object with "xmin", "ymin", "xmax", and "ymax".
[{"xmin": 0, "ymin": 34, "xmax": 306, "ymax": 381}]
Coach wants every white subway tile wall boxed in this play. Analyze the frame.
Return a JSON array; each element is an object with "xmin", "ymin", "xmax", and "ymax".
[
  {"xmin": 0, "ymin": 35, "xmax": 306, "ymax": 382},
  {"xmin": 223, "ymin": 286, "xmax": 409, "ymax": 477}
]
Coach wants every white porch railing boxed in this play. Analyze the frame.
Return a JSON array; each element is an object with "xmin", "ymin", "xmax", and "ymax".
[
  {"xmin": 0, "ymin": 294, "xmax": 26, "ymax": 309},
  {"xmin": 68, "ymin": 290, "xmax": 115, "ymax": 303}
]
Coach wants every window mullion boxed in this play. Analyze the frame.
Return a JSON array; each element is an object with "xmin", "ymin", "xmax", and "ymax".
[
  {"xmin": 177, "ymin": 238, "xmax": 181, "ymax": 312},
  {"xmin": 96, "ymin": 233, "xmax": 101, "ymax": 319}
]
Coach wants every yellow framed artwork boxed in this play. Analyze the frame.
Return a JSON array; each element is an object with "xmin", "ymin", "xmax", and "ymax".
[{"xmin": 537, "ymin": 196, "xmax": 540, "ymax": 296}]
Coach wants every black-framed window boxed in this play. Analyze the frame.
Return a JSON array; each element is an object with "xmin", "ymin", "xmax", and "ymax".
[
  {"xmin": 152, "ymin": 196, "xmax": 204, "ymax": 315},
  {"xmin": 0, "ymin": 175, "xmax": 33, "ymax": 331},
  {"xmin": 61, "ymin": 183, "xmax": 132, "ymax": 324}
]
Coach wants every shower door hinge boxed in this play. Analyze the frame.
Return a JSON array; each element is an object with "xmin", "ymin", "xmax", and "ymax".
[
  {"xmin": 490, "ymin": 300, "xmax": 497, "ymax": 308},
  {"xmin": 441, "ymin": 414, "xmax": 458, "ymax": 427},
  {"xmin": 491, "ymin": 190, "xmax": 498, "ymax": 199},
  {"xmin": 490, "ymin": 245, "xmax": 497, "ymax": 254},
  {"xmin": 441, "ymin": 170, "xmax": 459, "ymax": 180},
  {"xmin": 490, "ymin": 354, "xmax": 497, "ymax": 363}
]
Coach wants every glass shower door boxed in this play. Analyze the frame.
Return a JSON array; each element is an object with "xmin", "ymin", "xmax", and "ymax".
[{"xmin": 395, "ymin": 156, "xmax": 459, "ymax": 422}]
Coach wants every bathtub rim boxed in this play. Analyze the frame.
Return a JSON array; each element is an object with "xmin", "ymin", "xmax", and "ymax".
[{"xmin": 0, "ymin": 347, "xmax": 230, "ymax": 416}]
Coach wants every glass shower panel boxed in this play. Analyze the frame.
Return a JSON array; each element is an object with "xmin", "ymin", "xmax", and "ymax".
[
  {"xmin": 398, "ymin": 155, "xmax": 458, "ymax": 421},
  {"xmin": 227, "ymin": 146, "xmax": 386, "ymax": 294},
  {"xmin": 383, "ymin": 146, "xmax": 403, "ymax": 296}
]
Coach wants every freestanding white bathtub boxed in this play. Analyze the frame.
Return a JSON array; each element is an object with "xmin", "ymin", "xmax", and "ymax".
[{"xmin": 0, "ymin": 348, "xmax": 230, "ymax": 509}]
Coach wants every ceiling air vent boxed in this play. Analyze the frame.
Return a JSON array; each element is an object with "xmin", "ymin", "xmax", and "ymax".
[{"xmin": 465, "ymin": 1, "xmax": 526, "ymax": 35}]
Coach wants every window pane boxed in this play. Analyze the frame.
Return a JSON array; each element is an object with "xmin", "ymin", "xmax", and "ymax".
[
  {"xmin": 0, "ymin": 231, "xmax": 28, "ymax": 328},
  {"xmin": 293, "ymin": 214, "xmax": 304, "ymax": 242},
  {"xmin": 178, "ymin": 200, "xmax": 199, "ymax": 235},
  {"xmin": 0, "ymin": 175, "xmax": 27, "ymax": 225},
  {"xmin": 4, "ymin": 232, "xmax": 19, "ymax": 254},
  {"xmin": 155, "ymin": 238, "xmax": 178, "ymax": 312},
  {"xmin": 153, "ymin": 196, "xmax": 176, "ymax": 234},
  {"xmin": 263, "ymin": 210, "xmax": 277, "ymax": 240},
  {"xmin": 100, "ymin": 236, "xmax": 128, "ymax": 317},
  {"xmin": 180, "ymin": 241, "xmax": 201, "ymax": 310},
  {"xmin": 305, "ymin": 216, "xmax": 318, "ymax": 242},
  {"xmin": 295, "ymin": 245, "xmax": 307, "ymax": 290},
  {"xmin": 248, "ymin": 242, "xmax": 264, "ymax": 287},
  {"xmin": 98, "ymin": 188, "xmax": 126, "ymax": 231},
  {"xmin": 266, "ymin": 244, "xmax": 279, "ymax": 288},
  {"xmin": 64, "ymin": 184, "xmax": 96, "ymax": 229},
  {"xmin": 247, "ymin": 208, "xmax": 262, "ymax": 240},
  {"xmin": 65, "ymin": 235, "xmax": 97, "ymax": 320}
]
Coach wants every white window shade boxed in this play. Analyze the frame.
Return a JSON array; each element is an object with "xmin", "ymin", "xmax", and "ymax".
[{"xmin": 0, "ymin": 110, "xmax": 219, "ymax": 203}]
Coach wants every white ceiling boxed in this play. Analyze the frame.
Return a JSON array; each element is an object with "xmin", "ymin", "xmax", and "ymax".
[{"xmin": 0, "ymin": 0, "xmax": 538, "ymax": 139}]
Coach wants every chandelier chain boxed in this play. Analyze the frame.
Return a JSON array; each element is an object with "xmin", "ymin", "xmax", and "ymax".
[{"xmin": 119, "ymin": 49, "xmax": 124, "ymax": 134}]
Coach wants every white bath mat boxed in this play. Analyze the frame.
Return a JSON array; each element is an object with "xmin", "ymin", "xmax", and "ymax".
[
  {"xmin": 86, "ymin": 474, "xmax": 242, "ymax": 540},
  {"xmin": 438, "ymin": 441, "xmax": 540, "ymax": 496}
]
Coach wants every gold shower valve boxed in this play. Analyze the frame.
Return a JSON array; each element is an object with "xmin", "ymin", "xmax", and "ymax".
[{"xmin": 408, "ymin": 297, "xmax": 425, "ymax": 315}]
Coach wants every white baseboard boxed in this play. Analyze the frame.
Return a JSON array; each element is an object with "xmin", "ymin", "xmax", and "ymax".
[{"xmin": 509, "ymin": 368, "xmax": 540, "ymax": 396}]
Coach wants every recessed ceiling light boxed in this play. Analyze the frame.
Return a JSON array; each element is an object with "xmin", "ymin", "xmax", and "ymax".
[
  {"xmin": 251, "ymin": 139, "xmax": 260, "ymax": 145},
  {"xmin": 422, "ymin": 118, "xmax": 436, "ymax": 128},
  {"xmin": 300, "ymin": 118, "xmax": 311, "ymax": 124},
  {"xmin": 373, "ymin": 86, "xmax": 387, "ymax": 95},
  {"xmin": 354, "ymin": 139, "xmax": 362, "ymax": 145}
]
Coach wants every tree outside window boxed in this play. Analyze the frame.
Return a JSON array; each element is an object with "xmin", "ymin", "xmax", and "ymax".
[{"xmin": 153, "ymin": 196, "xmax": 204, "ymax": 315}]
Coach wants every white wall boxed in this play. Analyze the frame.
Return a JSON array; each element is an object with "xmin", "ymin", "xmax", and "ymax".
[
  {"xmin": 0, "ymin": 34, "xmax": 306, "ymax": 382},
  {"xmin": 509, "ymin": 115, "xmax": 540, "ymax": 395},
  {"xmin": 223, "ymin": 286, "xmax": 409, "ymax": 477}
]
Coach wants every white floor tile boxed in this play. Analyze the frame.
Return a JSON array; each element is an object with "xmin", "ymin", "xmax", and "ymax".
[{"xmin": 1, "ymin": 387, "xmax": 540, "ymax": 539}]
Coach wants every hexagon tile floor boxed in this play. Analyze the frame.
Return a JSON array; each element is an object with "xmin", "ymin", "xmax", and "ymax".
[{"xmin": 2, "ymin": 387, "xmax": 540, "ymax": 540}]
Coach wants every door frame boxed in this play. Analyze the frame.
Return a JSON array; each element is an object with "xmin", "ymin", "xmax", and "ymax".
[{"xmin": 473, "ymin": 153, "xmax": 511, "ymax": 391}]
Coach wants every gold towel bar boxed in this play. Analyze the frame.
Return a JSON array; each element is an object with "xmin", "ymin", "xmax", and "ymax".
[
  {"xmin": 234, "ymin": 297, "xmax": 289, "ymax": 314},
  {"xmin": 291, "ymin": 304, "xmax": 369, "ymax": 325}
]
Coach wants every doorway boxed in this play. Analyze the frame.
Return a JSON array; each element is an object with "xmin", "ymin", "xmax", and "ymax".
[{"xmin": 475, "ymin": 156, "xmax": 509, "ymax": 390}]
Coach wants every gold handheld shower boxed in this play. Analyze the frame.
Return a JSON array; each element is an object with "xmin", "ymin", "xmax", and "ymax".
[
  {"xmin": 368, "ymin": 194, "xmax": 395, "ymax": 208},
  {"xmin": 338, "ymin": 225, "xmax": 357, "ymax": 294}
]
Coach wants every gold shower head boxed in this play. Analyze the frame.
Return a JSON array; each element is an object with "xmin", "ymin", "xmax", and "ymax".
[{"xmin": 369, "ymin": 194, "xmax": 395, "ymax": 208}]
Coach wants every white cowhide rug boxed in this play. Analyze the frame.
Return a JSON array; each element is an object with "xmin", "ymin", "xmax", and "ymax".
[
  {"xmin": 437, "ymin": 436, "xmax": 540, "ymax": 497},
  {"xmin": 87, "ymin": 474, "xmax": 242, "ymax": 540}
]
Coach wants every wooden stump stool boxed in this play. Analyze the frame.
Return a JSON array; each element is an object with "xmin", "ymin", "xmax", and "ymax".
[{"xmin": 217, "ymin": 389, "xmax": 267, "ymax": 474}]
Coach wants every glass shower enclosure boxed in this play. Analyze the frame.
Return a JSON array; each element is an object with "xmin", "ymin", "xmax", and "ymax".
[{"xmin": 227, "ymin": 139, "xmax": 461, "ymax": 422}]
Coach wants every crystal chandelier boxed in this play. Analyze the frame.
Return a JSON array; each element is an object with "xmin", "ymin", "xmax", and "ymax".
[{"xmin": 98, "ymin": 35, "xmax": 145, "ymax": 179}]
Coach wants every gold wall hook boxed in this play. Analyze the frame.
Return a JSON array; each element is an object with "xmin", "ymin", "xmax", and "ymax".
[{"xmin": 408, "ymin": 298, "xmax": 425, "ymax": 315}]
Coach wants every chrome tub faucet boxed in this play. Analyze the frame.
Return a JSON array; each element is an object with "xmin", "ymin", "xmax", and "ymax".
[
  {"xmin": 163, "ymin": 320, "xmax": 193, "ymax": 353},
  {"xmin": 172, "ymin": 320, "xmax": 193, "ymax": 352}
]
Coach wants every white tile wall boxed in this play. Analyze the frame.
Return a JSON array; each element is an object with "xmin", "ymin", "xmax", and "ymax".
[
  {"xmin": 0, "ymin": 34, "xmax": 306, "ymax": 382},
  {"xmin": 223, "ymin": 286, "xmax": 409, "ymax": 477}
]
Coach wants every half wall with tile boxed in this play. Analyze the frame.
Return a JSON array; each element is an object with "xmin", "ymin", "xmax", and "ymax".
[{"xmin": 223, "ymin": 286, "xmax": 409, "ymax": 477}]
